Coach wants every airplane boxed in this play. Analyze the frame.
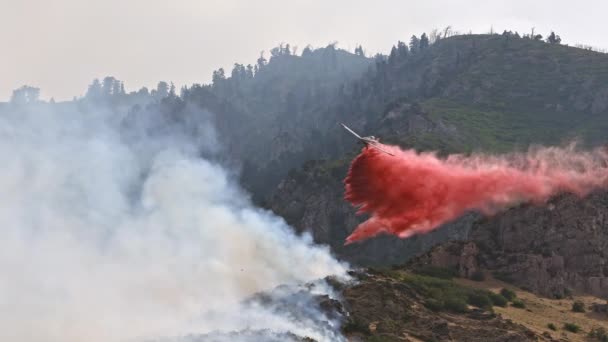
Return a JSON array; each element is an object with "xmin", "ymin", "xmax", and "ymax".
[{"xmin": 340, "ymin": 123, "xmax": 395, "ymax": 156}]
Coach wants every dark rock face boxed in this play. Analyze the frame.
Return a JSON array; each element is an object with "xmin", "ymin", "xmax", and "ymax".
[{"xmin": 410, "ymin": 192, "xmax": 608, "ymax": 298}]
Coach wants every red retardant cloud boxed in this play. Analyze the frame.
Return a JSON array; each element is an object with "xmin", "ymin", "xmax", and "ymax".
[{"xmin": 344, "ymin": 143, "xmax": 608, "ymax": 244}]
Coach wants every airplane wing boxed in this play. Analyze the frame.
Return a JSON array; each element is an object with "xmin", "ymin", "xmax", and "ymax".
[
  {"xmin": 341, "ymin": 123, "xmax": 395, "ymax": 156},
  {"xmin": 340, "ymin": 123, "xmax": 363, "ymax": 139}
]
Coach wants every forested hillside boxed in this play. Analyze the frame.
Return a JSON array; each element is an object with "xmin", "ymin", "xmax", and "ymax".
[
  {"xmin": 263, "ymin": 33, "xmax": 608, "ymax": 266},
  {"xmin": 6, "ymin": 31, "xmax": 608, "ymax": 267}
]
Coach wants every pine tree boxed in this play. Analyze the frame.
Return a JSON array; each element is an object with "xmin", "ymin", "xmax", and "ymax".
[
  {"xmin": 409, "ymin": 35, "xmax": 420, "ymax": 53},
  {"xmin": 420, "ymin": 33, "xmax": 430, "ymax": 49},
  {"xmin": 86, "ymin": 79, "xmax": 102, "ymax": 99},
  {"xmin": 212, "ymin": 69, "xmax": 226, "ymax": 85},
  {"xmin": 256, "ymin": 51, "xmax": 267, "ymax": 69},
  {"xmin": 156, "ymin": 81, "xmax": 169, "ymax": 99},
  {"xmin": 10, "ymin": 86, "xmax": 40, "ymax": 104},
  {"xmin": 354, "ymin": 45, "xmax": 365, "ymax": 57},
  {"xmin": 102, "ymin": 76, "xmax": 115, "ymax": 97},
  {"xmin": 302, "ymin": 45, "xmax": 313, "ymax": 57},
  {"xmin": 397, "ymin": 41, "xmax": 408, "ymax": 57},
  {"xmin": 547, "ymin": 31, "xmax": 562, "ymax": 44},
  {"xmin": 388, "ymin": 45, "xmax": 398, "ymax": 64}
]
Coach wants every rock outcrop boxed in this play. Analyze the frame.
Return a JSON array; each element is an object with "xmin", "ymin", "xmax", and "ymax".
[{"xmin": 410, "ymin": 192, "xmax": 608, "ymax": 298}]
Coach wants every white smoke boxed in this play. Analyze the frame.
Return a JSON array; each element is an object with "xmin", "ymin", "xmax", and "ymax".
[{"xmin": 0, "ymin": 102, "xmax": 347, "ymax": 342}]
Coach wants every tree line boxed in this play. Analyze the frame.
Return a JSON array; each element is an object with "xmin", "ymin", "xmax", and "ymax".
[{"xmin": 5, "ymin": 28, "xmax": 585, "ymax": 106}]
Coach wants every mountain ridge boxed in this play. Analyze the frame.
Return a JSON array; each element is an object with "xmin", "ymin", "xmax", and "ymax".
[{"xmin": 267, "ymin": 33, "xmax": 608, "ymax": 269}]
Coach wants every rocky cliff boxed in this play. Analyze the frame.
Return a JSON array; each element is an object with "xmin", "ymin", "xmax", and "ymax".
[{"xmin": 409, "ymin": 191, "xmax": 608, "ymax": 299}]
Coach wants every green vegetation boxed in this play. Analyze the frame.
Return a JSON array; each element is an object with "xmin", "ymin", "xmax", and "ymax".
[
  {"xmin": 488, "ymin": 293, "xmax": 508, "ymax": 307},
  {"xmin": 444, "ymin": 297, "xmax": 468, "ymax": 313},
  {"xmin": 467, "ymin": 291, "xmax": 493, "ymax": 310},
  {"xmin": 547, "ymin": 323, "xmax": 557, "ymax": 331},
  {"xmin": 511, "ymin": 299, "xmax": 526, "ymax": 309},
  {"xmin": 383, "ymin": 271, "xmax": 510, "ymax": 313},
  {"xmin": 343, "ymin": 318, "xmax": 370, "ymax": 335},
  {"xmin": 393, "ymin": 36, "xmax": 608, "ymax": 152},
  {"xmin": 572, "ymin": 300, "xmax": 586, "ymax": 313},
  {"xmin": 500, "ymin": 288, "xmax": 517, "ymax": 301},
  {"xmin": 412, "ymin": 265, "xmax": 457, "ymax": 279},
  {"xmin": 424, "ymin": 298, "xmax": 444, "ymax": 312},
  {"xmin": 564, "ymin": 322, "xmax": 581, "ymax": 333},
  {"xmin": 589, "ymin": 327, "xmax": 608, "ymax": 341}
]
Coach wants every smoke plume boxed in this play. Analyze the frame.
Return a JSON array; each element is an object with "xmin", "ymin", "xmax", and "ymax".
[
  {"xmin": 344, "ymin": 143, "xmax": 608, "ymax": 243},
  {"xmin": 0, "ymin": 102, "xmax": 346, "ymax": 341}
]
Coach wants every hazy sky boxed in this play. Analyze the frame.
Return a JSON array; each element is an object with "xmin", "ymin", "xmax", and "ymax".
[{"xmin": 1, "ymin": 0, "xmax": 606, "ymax": 101}]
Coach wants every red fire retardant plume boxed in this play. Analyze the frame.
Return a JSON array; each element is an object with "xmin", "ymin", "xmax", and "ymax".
[{"xmin": 344, "ymin": 143, "xmax": 608, "ymax": 244}]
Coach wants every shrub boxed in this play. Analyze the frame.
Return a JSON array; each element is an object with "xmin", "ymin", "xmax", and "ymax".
[
  {"xmin": 547, "ymin": 323, "xmax": 557, "ymax": 331},
  {"xmin": 412, "ymin": 266, "xmax": 457, "ymax": 279},
  {"xmin": 343, "ymin": 318, "xmax": 370, "ymax": 334},
  {"xmin": 589, "ymin": 327, "xmax": 608, "ymax": 341},
  {"xmin": 467, "ymin": 291, "xmax": 493, "ymax": 310},
  {"xmin": 444, "ymin": 297, "xmax": 468, "ymax": 313},
  {"xmin": 424, "ymin": 298, "xmax": 443, "ymax": 312},
  {"xmin": 500, "ymin": 288, "xmax": 517, "ymax": 301},
  {"xmin": 511, "ymin": 299, "xmax": 526, "ymax": 308},
  {"xmin": 563, "ymin": 323, "xmax": 581, "ymax": 333},
  {"xmin": 572, "ymin": 300, "xmax": 585, "ymax": 313},
  {"xmin": 399, "ymin": 272, "xmax": 499, "ymax": 313},
  {"xmin": 489, "ymin": 293, "xmax": 508, "ymax": 307},
  {"xmin": 471, "ymin": 270, "xmax": 486, "ymax": 281},
  {"xmin": 493, "ymin": 271, "xmax": 514, "ymax": 283}
]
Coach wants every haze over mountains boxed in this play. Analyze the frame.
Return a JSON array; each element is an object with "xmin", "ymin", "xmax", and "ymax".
[
  {"xmin": 4, "ymin": 0, "xmax": 608, "ymax": 100},
  {"xmin": 4, "ymin": 29, "xmax": 608, "ymax": 341},
  {"xmin": 6, "ymin": 30, "xmax": 608, "ymax": 263}
]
